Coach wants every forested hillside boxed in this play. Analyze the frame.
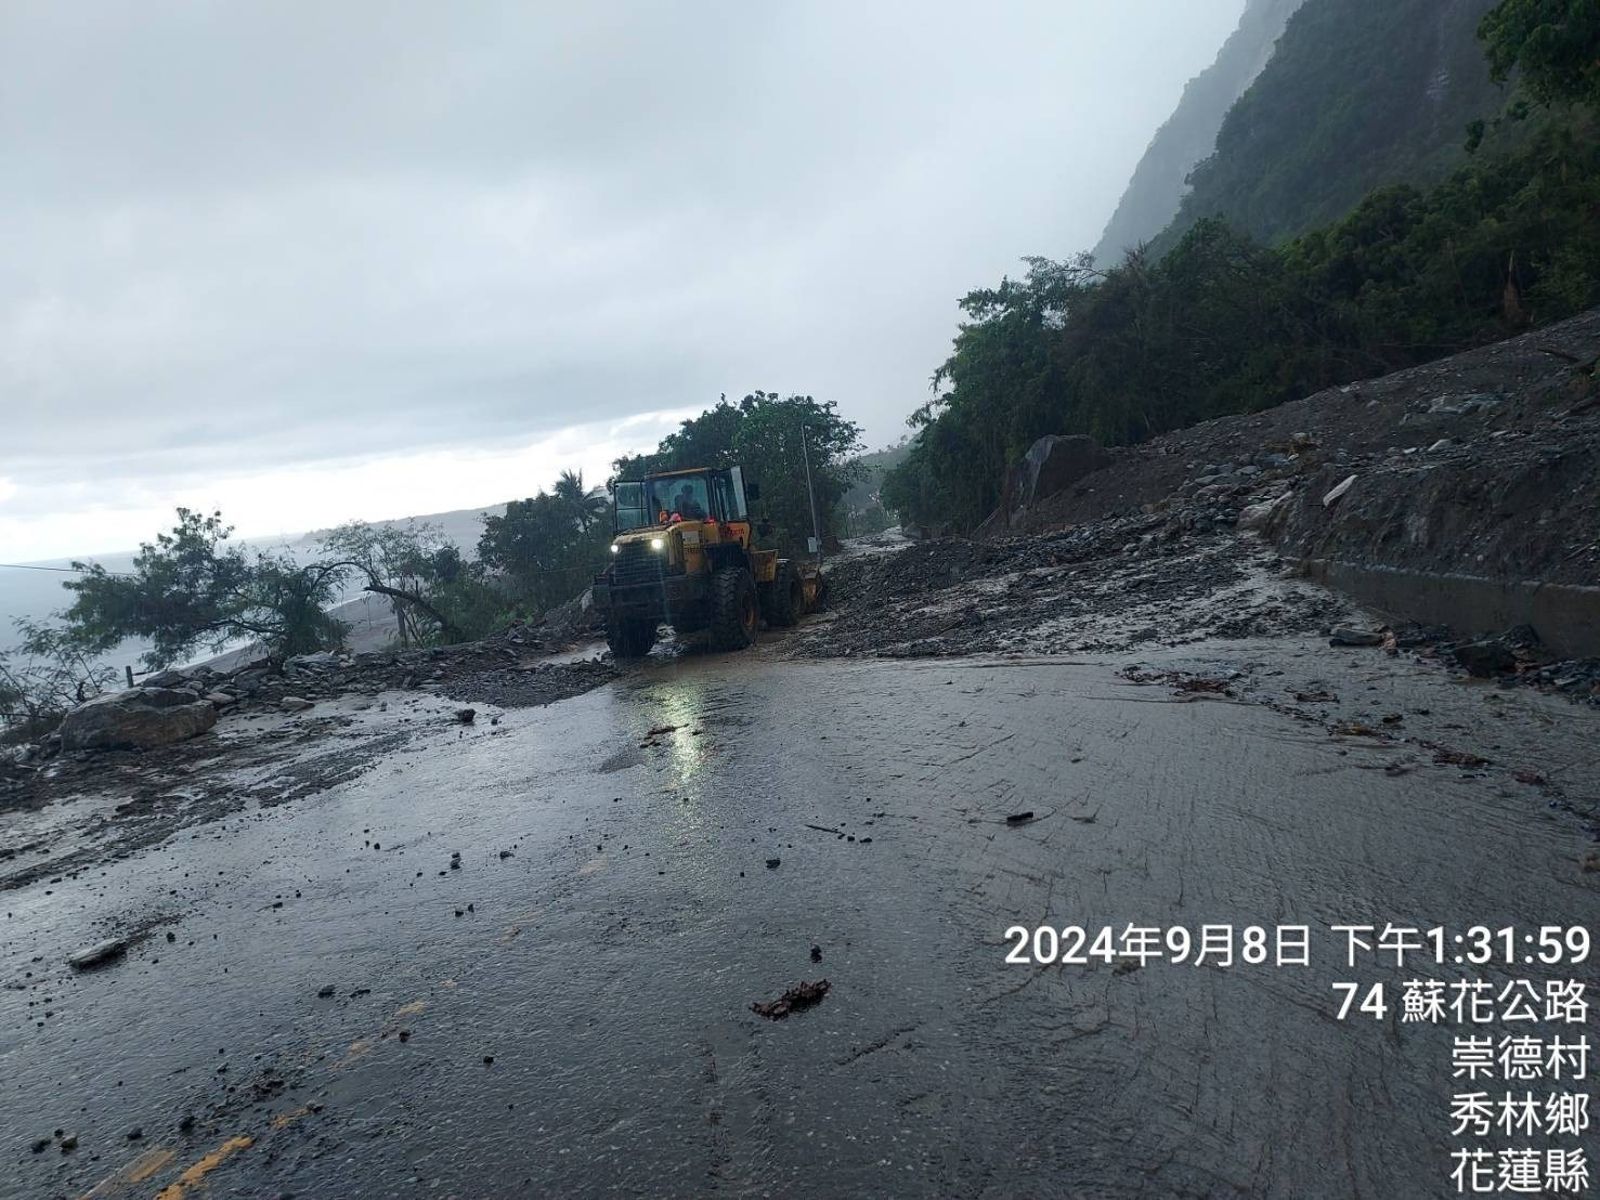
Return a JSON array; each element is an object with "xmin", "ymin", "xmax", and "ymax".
[
  {"xmin": 882, "ymin": 0, "xmax": 1600, "ymax": 533},
  {"xmin": 1093, "ymin": 0, "xmax": 1304, "ymax": 263},
  {"xmin": 1150, "ymin": 0, "xmax": 1507, "ymax": 255}
]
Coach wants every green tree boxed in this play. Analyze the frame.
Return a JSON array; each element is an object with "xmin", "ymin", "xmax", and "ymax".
[
  {"xmin": 883, "ymin": 118, "xmax": 1600, "ymax": 533},
  {"xmin": 50, "ymin": 509, "xmax": 349, "ymax": 668},
  {"xmin": 612, "ymin": 392, "xmax": 863, "ymax": 555},
  {"xmin": 1481, "ymin": 0, "xmax": 1600, "ymax": 107},
  {"xmin": 732, "ymin": 392, "xmax": 863, "ymax": 553},
  {"xmin": 319, "ymin": 520, "xmax": 474, "ymax": 646},
  {"xmin": 478, "ymin": 479, "xmax": 614, "ymax": 614},
  {"xmin": 551, "ymin": 470, "xmax": 608, "ymax": 532},
  {"xmin": 613, "ymin": 397, "xmax": 747, "ymax": 478},
  {"xmin": 883, "ymin": 257, "xmax": 1098, "ymax": 530}
]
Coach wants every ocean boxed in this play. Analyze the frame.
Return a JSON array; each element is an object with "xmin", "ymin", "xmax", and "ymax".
[{"xmin": 1, "ymin": 502, "xmax": 499, "ymax": 672}]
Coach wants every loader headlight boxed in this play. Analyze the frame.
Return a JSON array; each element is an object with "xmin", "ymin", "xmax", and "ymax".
[
  {"xmin": 610, "ymin": 543, "xmax": 619, "ymax": 554},
  {"xmin": 650, "ymin": 537, "xmax": 665, "ymax": 550}
]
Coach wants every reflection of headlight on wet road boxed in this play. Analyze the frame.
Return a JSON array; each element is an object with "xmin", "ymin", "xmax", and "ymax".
[{"xmin": 650, "ymin": 538, "xmax": 665, "ymax": 550}]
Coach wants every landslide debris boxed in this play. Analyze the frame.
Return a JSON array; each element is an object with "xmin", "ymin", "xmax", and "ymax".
[
  {"xmin": 794, "ymin": 512, "xmax": 1349, "ymax": 659},
  {"xmin": 0, "ymin": 627, "xmax": 616, "ymax": 881},
  {"xmin": 798, "ymin": 308, "xmax": 1599, "ymax": 681},
  {"xmin": 1017, "ymin": 306, "xmax": 1600, "ymax": 587}
]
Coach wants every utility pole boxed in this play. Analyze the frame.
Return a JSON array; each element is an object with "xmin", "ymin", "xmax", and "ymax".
[{"xmin": 800, "ymin": 423, "xmax": 823, "ymax": 569}]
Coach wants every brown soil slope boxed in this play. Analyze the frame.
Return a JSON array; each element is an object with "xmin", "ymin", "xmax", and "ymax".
[{"xmin": 1020, "ymin": 308, "xmax": 1600, "ymax": 586}]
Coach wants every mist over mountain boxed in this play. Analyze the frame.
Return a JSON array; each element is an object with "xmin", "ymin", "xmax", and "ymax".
[
  {"xmin": 1146, "ymin": 0, "xmax": 1507, "ymax": 255},
  {"xmin": 1092, "ymin": 0, "xmax": 1305, "ymax": 264}
]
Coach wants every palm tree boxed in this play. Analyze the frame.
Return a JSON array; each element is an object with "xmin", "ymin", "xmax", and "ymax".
[{"xmin": 553, "ymin": 470, "xmax": 608, "ymax": 532}]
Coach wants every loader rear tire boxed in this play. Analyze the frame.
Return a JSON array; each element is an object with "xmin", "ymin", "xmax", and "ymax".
[
  {"xmin": 606, "ymin": 617, "xmax": 658, "ymax": 660},
  {"xmin": 761, "ymin": 560, "xmax": 804, "ymax": 628},
  {"xmin": 709, "ymin": 567, "xmax": 759, "ymax": 651}
]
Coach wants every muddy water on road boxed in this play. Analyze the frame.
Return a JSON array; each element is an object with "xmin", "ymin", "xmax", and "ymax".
[{"xmin": 3, "ymin": 646, "xmax": 1597, "ymax": 1198}]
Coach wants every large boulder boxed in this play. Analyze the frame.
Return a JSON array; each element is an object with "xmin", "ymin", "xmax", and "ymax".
[
  {"xmin": 1018, "ymin": 435, "xmax": 1111, "ymax": 508},
  {"xmin": 981, "ymin": 435, "xmax": 1112, "ymax": 533},
  {"xmin": 58, "ymin": 687, "xmax": 218, "ymax": 752}
]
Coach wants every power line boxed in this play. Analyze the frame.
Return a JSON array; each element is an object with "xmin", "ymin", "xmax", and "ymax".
[{"xmin": 0, "ymin": 562, "xmax": 134, "ymax": 577}]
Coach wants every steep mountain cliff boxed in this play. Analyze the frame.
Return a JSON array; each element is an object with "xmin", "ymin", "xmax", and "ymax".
[
  {"xmin": 1147, "ymin": 0, "xmax": 1507, "ymax": 255},
  {"xmin": 1092, "ymin": 0, "xmax": 1305, "ymax": 264}
]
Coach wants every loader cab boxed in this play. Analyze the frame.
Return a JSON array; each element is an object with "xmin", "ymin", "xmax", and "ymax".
[{"xmin": 612, "ymin": 467, "xmax": 753, "ymax": 534}]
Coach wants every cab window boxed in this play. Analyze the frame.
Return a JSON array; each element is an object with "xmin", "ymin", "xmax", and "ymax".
[
  {"xmin": 650, "ymin": 477, "xmax": 709, "ymax": 521},
  {"xmin": 614, "ymin": 482, "xmax": 649, "ymax": 532},
  {"xmin": 712, "ymin": 472, "xmax": 747, "ymax": 520}
]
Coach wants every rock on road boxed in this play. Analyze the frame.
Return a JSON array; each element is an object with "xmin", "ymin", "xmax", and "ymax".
[{"xmin": 3, "ymin": 640, "xmax": 1598, "ymax": 1197}]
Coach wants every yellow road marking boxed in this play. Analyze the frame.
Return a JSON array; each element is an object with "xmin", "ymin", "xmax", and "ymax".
[
  {"xmin": 153, "ymin": 1136, "xmax": 253, "ymax": 1200},
  {"xmin": 79, "ymin": 1147, "xmax": 176, "ymax": 1198},
  {"xmin": 269, "ymin": 1106, "xmax": 312, "ymax": 1130}
]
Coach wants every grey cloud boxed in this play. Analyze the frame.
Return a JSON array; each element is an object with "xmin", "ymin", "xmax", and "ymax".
[{"xmin": 1, "ymin": 0, "xmax": 1246, "ymax": 519}]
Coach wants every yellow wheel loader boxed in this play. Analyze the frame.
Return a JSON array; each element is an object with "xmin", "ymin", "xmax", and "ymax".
[{"xmin": 591, "ymin": 466, "xmax": 823, "ymax": 658}]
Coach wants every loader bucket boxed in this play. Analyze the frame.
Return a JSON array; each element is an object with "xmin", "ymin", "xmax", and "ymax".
[{"xmin": 799, "ymin": 566, "xmax": 828, "ymax": 613}]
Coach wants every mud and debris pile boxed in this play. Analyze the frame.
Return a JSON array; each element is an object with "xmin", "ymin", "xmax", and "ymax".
[
  {"xmin": 0, "ymin": 628, "xmax": 614, "ymax": 813},
  {"xmin": 800, "ymin": 308, "xmax": 1600, "ymax": 671},
  {"xmin": 224, "ymin": 633, "xmax": 614, "ymax": 713},
  {"xmin": 537, "ymin": 586, "xmax": 606, "ymax": 644},
  {"xmin": 795, "ymin": 507, "xmax": 1350, "ymax": 659},
  {"xmin": 1016, "ymin": 307, "xmax": 1600, "ymax": 587}
]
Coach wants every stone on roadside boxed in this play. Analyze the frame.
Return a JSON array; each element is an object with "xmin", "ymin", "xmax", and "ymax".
[
  {"xmin": 1329, "ymin": 627, "xmax": 1385, "ymax": 647},
  {"xmin": 3, "ymin": 742, "xmax": 40, "ymax": 766},
  {"xmin": 67, "ymin": 938, "xmax": 127, "ymax": 970},
  {"xmin": 1321, "ymin": 474, "xmax": 1358, "ymax": 508},
  {"xmin": 1454, "ymin": 638, "xmax": 1517, "ymax": 677},
  {"xmin": 279, "ymin": 696, "xmax": 314, "ymax": 712},
  {"xmin": 285, "ymin": 651, "xmax": 339, "ymax": 669},
  {"xmin": 58, "ymin": 688, "xmax": 217, "ymax": 752},
  {"xmin": 1237, "ymin": 492, "xmax": 1292, "ymax": 531}
]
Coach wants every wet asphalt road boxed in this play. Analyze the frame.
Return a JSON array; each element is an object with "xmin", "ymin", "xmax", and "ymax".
[{"xmin": 3, "ymin": 641, "xmax": 1599, "ymax": 1198}]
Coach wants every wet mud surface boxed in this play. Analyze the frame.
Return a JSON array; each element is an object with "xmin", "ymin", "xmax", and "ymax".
[
  {"xmin": 3, "ymin": 635, "xmax": 1598, "ymax": 1197},
  {"xmin": 796, "ymin": 520, "xmax": 1353, "ymax": 658},
  {"xmin": 0, "ymin": 657, "xmax": 614, "ymax": 898}
]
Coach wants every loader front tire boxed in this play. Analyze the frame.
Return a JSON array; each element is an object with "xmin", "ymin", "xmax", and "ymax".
[
  {"xmin": 709, "ymin": 567, "xmax": 760, "ymax": 651},
  {"xmin": 606, "ymin": 617, "xmax": 658, "ymax": 660},
  {"xmin": 761, "ymin": 560, "xmax": 804, "ymax": 628}
]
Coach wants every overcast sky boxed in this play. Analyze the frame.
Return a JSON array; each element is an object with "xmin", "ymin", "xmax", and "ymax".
[{"xmin": 1, "ymin": 0, "xmax": 1244, "ymax": 562}]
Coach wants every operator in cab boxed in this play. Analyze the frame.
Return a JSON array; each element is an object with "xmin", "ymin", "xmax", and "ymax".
[{"xmin": 672, "ymin": 483, "xmax": 705, "ymax": 521}]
